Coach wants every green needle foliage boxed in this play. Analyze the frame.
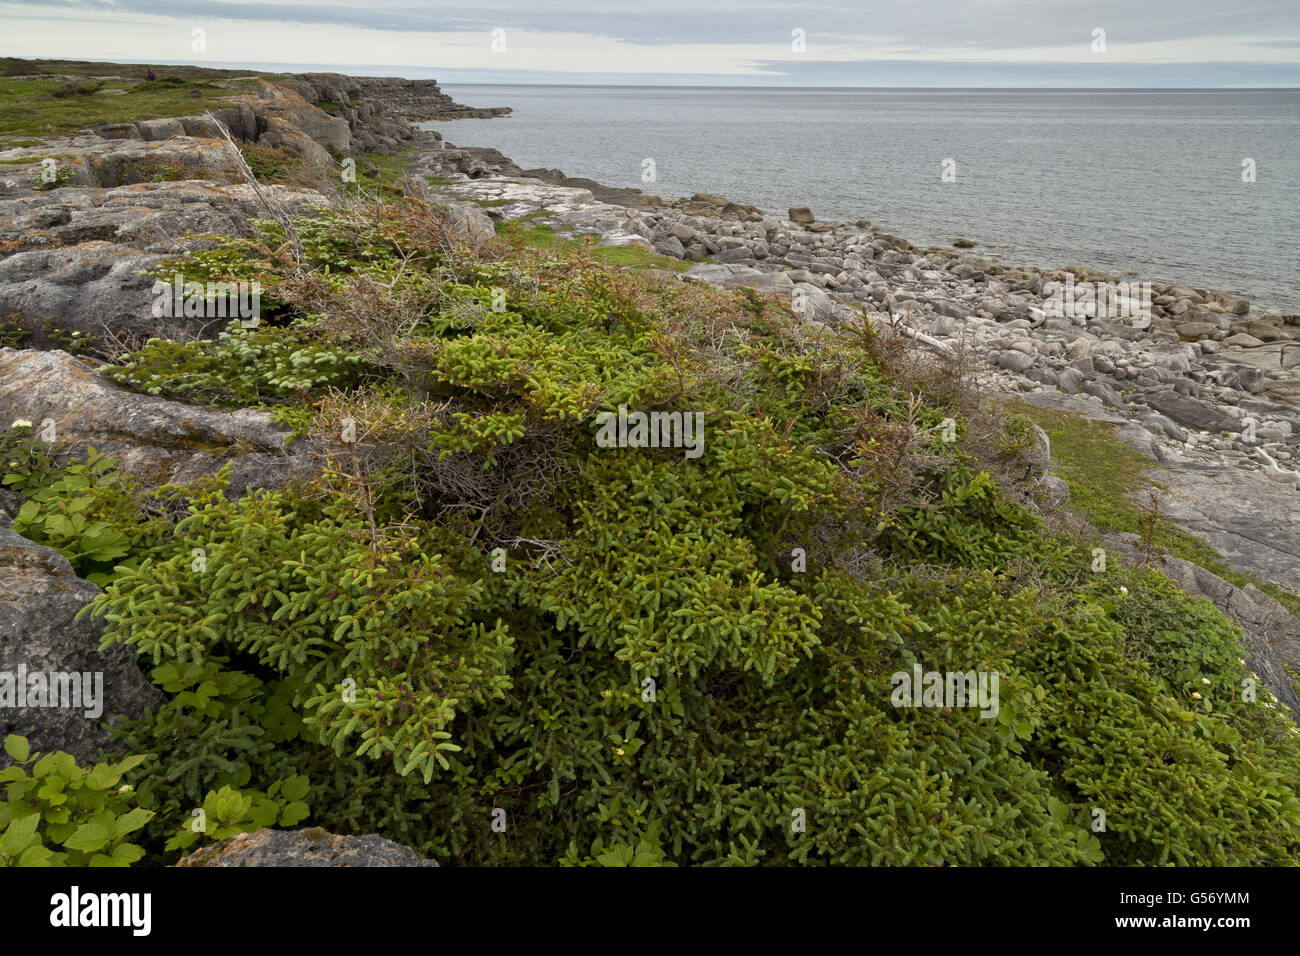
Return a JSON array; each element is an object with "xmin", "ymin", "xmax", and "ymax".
[{"xmin": 101, "ymin": 321, "xmax": 370, "ymax": 407}]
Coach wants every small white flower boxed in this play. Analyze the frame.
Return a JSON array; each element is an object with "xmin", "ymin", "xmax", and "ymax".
[
  {"xmin": 1191, "ymin": 692, "xmax": 1202, "ymax": 700},
  {"xmin": 11, "ymin": 419, "xmax": 32, "ymax": 429},
  {"xmin": 1201, "ymin": 678, "xmax": 1211, "ymax": 685},
  {"xmin": 1118, "ymin": 586, "xmax": 1128, "ymax": 594}
]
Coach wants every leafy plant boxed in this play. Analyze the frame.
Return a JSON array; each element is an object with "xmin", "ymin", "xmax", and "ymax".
[
  {"xmin": 0, "ymin": 735, "xmax": 153, "ymax": 867},
  {"xmin": 2, "ymin": 432, "xmax": 168, "ymax": 584},
  {"xmin": 164, "ymin": 779, "xmax": 310, "ymax": 854},
  {"xmin": 32, "ymin": 162, "xmax": 73, "ymax": 190}
]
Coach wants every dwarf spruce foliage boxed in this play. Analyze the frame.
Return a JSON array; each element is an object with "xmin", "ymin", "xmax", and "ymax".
[
  {"xmin": 13, "ymin": 196, "xmax": 1294, "ymax": 865},
  {"xmin": 101, "ymin": 321, "xmax": 369, "ymax": 408}
]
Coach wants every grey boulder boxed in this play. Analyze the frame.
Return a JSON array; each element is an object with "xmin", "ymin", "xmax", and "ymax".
[
  {"xmin": 176, "ymin": 827, "xmax": 437, "ymax": 867},
  {"xmin": 0, "ymin": 526, "xmax": 159, "ymax": 767},
  {"xmin": 0, "ymin": 348, "xmax": 317, "ymax": 495}
]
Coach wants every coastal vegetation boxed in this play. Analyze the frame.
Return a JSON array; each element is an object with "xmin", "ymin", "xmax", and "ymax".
[{"xmin": 3, "ymin": 187, "xmax": 1298, "ymax": 866}]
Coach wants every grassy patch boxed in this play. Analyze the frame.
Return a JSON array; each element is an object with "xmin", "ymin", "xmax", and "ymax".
[
  {"xmin": 0, "ymin": 73, "xmax": 252, "ymax": 141},
  {"xmin": 1009, "ymin": 400, "xmax": 1157, "ymax": 534},
  {"xmin": 496, "ymin": 220, "xmax": 691, "ymax": 273},
  {"xmin": 349, "ymin": 146, "xmax": 416, "ymax": 200},
  {"xmin": 144, "ymin": 163, "xmax": 192, "ymax": 182},
  {"xmin": 1, "ymin": 58, "xmax": 263, "ymax": 82},
  {"xmin": 1011, "ymin": 398, "xmax": 1300, "ymax": 615}
]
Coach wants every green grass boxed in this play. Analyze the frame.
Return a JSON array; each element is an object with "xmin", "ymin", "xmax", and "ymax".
[
  {"xmin": 361, "ymin": 146, "xmax": 415, "ymax": 183},
  {"xmin": 496, "ymin": 220, "xmax": 692, "ymax": 273},
  {"xmin": 1011, "ymin": 399, "xmax": 1300, "ymax": 616},
  {"xmin": 0, "ymin": 74, "xmax": 252, "ymax": 141},
  {"xmin": 340, "ymin": 146, "xmax": 417, "ymax": 200},
  {"xmin": 1009, "ymin": 400, "xmax": 1158, "ymax": 534}
]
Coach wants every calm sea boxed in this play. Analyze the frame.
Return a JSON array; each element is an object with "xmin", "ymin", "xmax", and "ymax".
[{"xmin": 432, "ymin": 86, "xmax": 1300, "ymax": 313}]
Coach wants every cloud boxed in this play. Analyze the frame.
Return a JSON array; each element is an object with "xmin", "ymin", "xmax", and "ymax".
[
  {"xmin": 33, "ymin": 0, "xmax": 1300, "ymax": 50},
  {"xmin": 3, "ymin": 0, "xmax": 1298, "ymax": 84}
]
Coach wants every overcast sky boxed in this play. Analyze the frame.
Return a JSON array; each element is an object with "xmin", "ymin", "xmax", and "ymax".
[{"xmin": 5, "ymin": 0, "xmax": 1300, "ymax": 86}]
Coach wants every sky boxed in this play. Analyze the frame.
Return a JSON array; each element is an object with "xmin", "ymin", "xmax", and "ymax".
[{"xmin": 4, "ymin": 0, "xmax": 1300, "ymax": 87}]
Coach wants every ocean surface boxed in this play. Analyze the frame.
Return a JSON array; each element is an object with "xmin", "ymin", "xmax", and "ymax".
[{"xmin": 432, "ymin": 86, "xmax": 1300, "ymax": 313}]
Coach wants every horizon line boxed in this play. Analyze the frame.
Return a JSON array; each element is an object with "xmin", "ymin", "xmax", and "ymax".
[{"xmin": 9, "ymin": 55, "xmax": 1300, "ymax": 91}]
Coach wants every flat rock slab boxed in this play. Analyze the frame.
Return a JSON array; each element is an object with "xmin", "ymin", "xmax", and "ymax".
[
  {"xmin": 1013, "ymin": 389, "xmax": 1129, "ymax": 424},
  {"xmin": 427, "ymin": 177, "xmax": 595, "ymax": 218},
  {"xmin": 1018, "ymin": 388, "xmax": 1300, "ymax": 589},
  {"xmin": 1143, "ymin": 390, "xmax": 1241, "ymax": 434},
  {"xmin": 1151, "ymin": 461, "xmax": 1300, "ymax": 590},
  {"xmin": 0, "ymin": 348, "xmax": 316, "ymax": 494},
  {"xmin": 0, "ymin": 181, "xmax": 329, "ymax": 347}
]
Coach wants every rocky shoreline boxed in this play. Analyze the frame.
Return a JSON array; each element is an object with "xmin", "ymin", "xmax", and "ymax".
[{"xmin": 415, "ymin": 127, "xmax": 1300, "ymax": 595}]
